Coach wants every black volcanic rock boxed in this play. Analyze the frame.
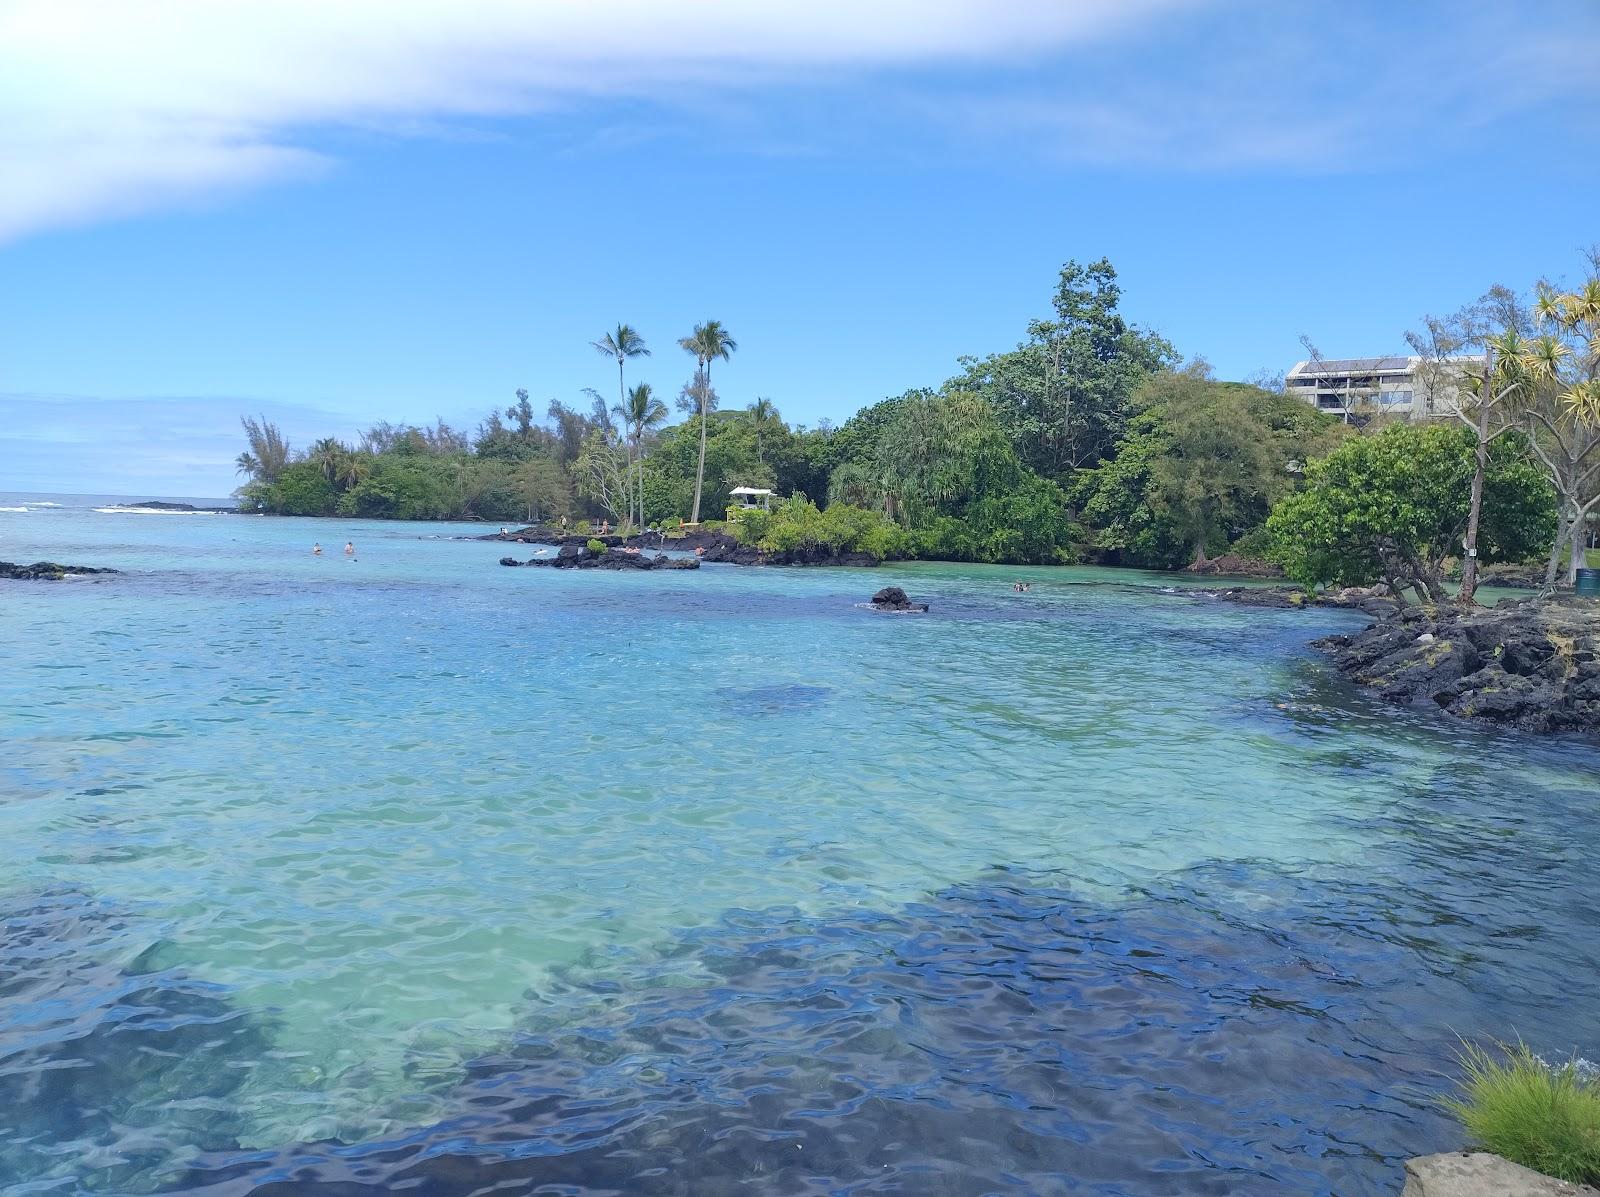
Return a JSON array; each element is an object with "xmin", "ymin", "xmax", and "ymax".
[
  {"xmin": 1312, "ymin": 597, "xmax": 1600, "ymax": 733},
  {"xmin": 869, "ymin": 586, "xmax": 928, "ymax": 612},
  {"xmin": 500, "ymin": 547, "xmax": 698, "ymax": 570},
  {"xmin": 0, "ymin": 561, "xmax": 119, "ymax": 581}
]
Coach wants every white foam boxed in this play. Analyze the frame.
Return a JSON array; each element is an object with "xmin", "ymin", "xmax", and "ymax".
[
  {"xmin": 94, "ymin": 506, "xmax": 218, "ymax": 515},
  {"xmin": 0, "ymin": 506, "xmax": 28, "ymax": 512}
]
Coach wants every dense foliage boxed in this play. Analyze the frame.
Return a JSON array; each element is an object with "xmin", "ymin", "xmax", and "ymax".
[
  {"xmin": 1267, "ymin": 423, "xmax": 1556, "ymax": 601},
  {"xmin": 732, "ymin": 497, "xmax": 908, "ymax": 561},
  {"xmin": 1072, "ymin": 368, "xmax": 1347, "ymax": 569},
  {"xmin": 236, "ymin": 255, "xmax": 1568, "ymax": 580}
]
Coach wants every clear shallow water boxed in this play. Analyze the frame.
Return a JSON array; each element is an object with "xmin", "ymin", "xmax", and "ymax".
[{"xmin": 2, "ymin": 496, "xmax": 1598, "ymax": 1195}]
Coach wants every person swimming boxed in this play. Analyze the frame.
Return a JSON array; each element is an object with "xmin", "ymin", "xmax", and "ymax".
[
  {"xmin": 344, "ymin": 542, "xmax": 355, "ymax": 556},
  {"xmin": 312, "ymin": 542, "xmax": 322, "ymax": 555}
]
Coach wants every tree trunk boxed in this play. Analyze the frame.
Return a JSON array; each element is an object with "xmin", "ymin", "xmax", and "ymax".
[
  {"xmin": 1545, "ymin": 503, "xmax": 1571, "ymax": 584},
  {"xmin": 690, "ymin": 361, "xmax": 709, "ymax": 523},
  {"xmin": 1457, "ymin": 368, "xmax": 1491, "ymax": 605},
  {"xmin": 1569, "ymin": 515, "xmax": 1587, "ymax": 585},
  {"xmin": 617, "ymin": 359, "xmax": 633, "ymax": 526}
]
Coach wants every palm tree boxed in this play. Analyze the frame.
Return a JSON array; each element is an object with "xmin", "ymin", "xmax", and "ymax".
[
  {"xmin": 308, "ymin": 437, "xmax": 347, "ymax": 486},
  {"xmin": 679, "ymin": 320, "xmax": 738, "ymax": 522},
  {"xmin": 748, "ymin": 397, "xmax": 779, "ymax": 465},
  {"xmin": 591, "ymin": 324, "xmax": 651, "ymax": 440},
  {"xmin": 614, "ymin": 382, "xmax": 669, "ymax": 527}
]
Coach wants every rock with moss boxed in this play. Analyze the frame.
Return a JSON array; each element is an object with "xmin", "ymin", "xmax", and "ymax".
[{"xmin": 1313, "ymin": 598, "xmax": 1600, "ymax": 733}]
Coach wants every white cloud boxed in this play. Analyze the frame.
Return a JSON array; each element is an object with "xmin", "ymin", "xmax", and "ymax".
[
  {"xmin": 0, "ymin": 0, "xmax": 1192, "ymax": 242},
  {"xmin": 923, "ymin": 2, "xmax": 1600, "ymax": 172}
]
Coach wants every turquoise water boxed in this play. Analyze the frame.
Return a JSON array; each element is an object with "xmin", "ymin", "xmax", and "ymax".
[{"xmin": 2, "ymin": 496, "xmax": 1598, "ymax": 1195}]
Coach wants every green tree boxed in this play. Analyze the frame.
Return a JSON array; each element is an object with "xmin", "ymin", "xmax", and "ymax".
[
  {"xmin": 748, "ymin": 397, "xmax": 779, "ymax": 465},
  {"xmin": 678, "ymin": 320, "xmax": 738, "ymax": 522},
  {"xmin": 513, "ymin": 455, "xmax": 569, "ymax": 524},
  {"xmin": 951, "ymin": 259, "xmax": 1176, "ymax": 483},
  {"xmin": 1267, "ymin": 423, "xmax": 1555, "ymax": 603},
  {"xmin": 616, "ymin": 382, "xmax": 668, "ymax": 527},
  {"xmin": 236, "ymin": 415, "xmax": 291, "ymax": 485},
  {"xmin": 1524, "ymin": 268, "xmax": 1600, "ymax": 583},
  {"xmin": 592, "ymin": 324, "xmax": 651, "ymax": 518}
]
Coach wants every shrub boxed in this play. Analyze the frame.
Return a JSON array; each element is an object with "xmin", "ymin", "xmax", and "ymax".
[
  {"xmin": 1442, "ymin": 1040, "xmax": 1600, "ymax": 1185},
  {"xmin": 1228, "ymin": 526, "xmax": 1277, "ymax": 561},
  {"xmin": 586, "ymin": 538, "xmax": 607, "ymax": 554}
]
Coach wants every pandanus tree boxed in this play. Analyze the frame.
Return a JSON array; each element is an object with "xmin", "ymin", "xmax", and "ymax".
[
  {"xmin": 613, "ymin": 382, "xmax": 668, "ymax": 527},
  {"xmin": 1520, "ymin": 276, "xmax": 1600, "ymax": 583},
  {"xmin": 679, "ymin": 320, "xmax": 738, "ymax": 523}
]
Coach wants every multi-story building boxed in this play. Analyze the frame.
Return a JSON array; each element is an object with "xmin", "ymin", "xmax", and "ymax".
[{"xmin": 1285, "ymin": 354, "xmax": 1483, "ymax": 421}]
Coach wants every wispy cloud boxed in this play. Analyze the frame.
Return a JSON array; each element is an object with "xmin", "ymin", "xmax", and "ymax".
[
  {"xmin": 920, "ymin": 1, "xmax": 1600, "ymax": 172},
  {"xmin": 2, "ymin": 0, "xmax": 1594, "ymax": 243},
  {"xmin": 0, "ymin": 392, "xmax": 357, "ymax": 495},
  {"xmin": 0, "ymin": 0, "xmax": 1191, "ymax": 242}
]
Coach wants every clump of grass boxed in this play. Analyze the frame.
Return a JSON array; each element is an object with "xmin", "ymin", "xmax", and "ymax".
[{"xmin": 1441, "ymin": 1039, "xmax": 1600, "ymax": 1185}]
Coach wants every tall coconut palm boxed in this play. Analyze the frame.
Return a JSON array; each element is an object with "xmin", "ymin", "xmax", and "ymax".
[
  {"xmin": 591, "ymin": 324, "xmax": 651, "ymax": 444},
  {"xmin": 679, "ymin": 320, "xmax": 737, "ymax": 522},
  {"xmin": 748, "ymin": 397, "xmax": 779, "ymax": 465},
  {"xmin": 613, "ymin": 382, "xmax": 669, "ymax": 527}
]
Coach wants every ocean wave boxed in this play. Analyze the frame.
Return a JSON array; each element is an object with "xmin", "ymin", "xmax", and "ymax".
[
  {"xmin": 94, "ymin": 507, "xmax": 219, "ymax": 516},
  {"xmin": 0, "ymin": 506, "xmax": 28, "ymax": 512}
]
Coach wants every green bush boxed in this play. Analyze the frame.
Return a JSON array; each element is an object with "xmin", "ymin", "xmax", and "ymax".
[
  {"xmin": 1228, "ymin": 526, "xmax": 1277, "ymax": 560},
  {"xmin": 586, "ymin": 538, "xmax": 607, "ymax": 554},
  {"xmin": 741, "ymin": 496, "xmax": 908, "ymax": 560},
  {"xmin": 1442, "ymin": 1040, "xmax": 1600, "ymax": 1185}
]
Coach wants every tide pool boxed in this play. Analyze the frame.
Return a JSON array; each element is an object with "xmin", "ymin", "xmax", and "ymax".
[{"xmin": 2, "ymin": 498, "xmax": 1597, "ymax": 1195}]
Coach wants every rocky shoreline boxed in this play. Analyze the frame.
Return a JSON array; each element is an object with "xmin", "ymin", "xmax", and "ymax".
[
  {"xmin": 486, "ymin": 525, "xmax": 879, "ymax": 567},
  {"xmin": 1188, "ymin": 583, "xmax": 1399, "ymax": 617},
  {"xmin": 500, "ymin": 544, "xmax": 699, "ymax": 570},
  {"xmin": 1188, "ymin": 583, "xmax": 1600, "ymax": 735},
  {"xmin": 1312, "ymin": 597, "xmax": 1600, "ymax": 733},
  {"xmin": 0, "ymin": 561, "xmax": 119, "ymax": 581}
]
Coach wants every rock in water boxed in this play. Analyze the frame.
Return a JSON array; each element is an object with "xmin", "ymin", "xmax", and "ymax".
[
  {"xmin": 0, "ymin": 561, "xmax": 119, "ymax": 581},
  {"xmin": 869, "ymin": 586, "xmax": 928, "ymax": 612},
  {"xmin": 1313, "ymin": 598, "xmax": 1600, "ymax": 734},
  {"xmin": 1401, "ymin": 1152, "xmax": 1599, "ymax": 1196},
  {"xmin": 499, "ymin": 550, "xmax": 698, "ymax": 571}
]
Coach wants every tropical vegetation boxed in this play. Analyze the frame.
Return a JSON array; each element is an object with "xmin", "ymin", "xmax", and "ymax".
[{"xmin": 236, "ymin": 253, "xmax": 1594, "ymax": 586}]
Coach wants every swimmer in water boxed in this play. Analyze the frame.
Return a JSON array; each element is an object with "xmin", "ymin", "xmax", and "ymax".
[
  {"xmin": 344, "ymin": 542, "xmax": 355, "ymax": 556},
  {"xmin": 312, "ymin": 542, "xmax": 322, "ymax": 556}
]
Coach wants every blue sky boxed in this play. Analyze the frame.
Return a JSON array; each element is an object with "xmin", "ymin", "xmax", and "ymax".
[{"xmin": 2, "ymin": 0, "xmax": 1597, "ymax": 497}]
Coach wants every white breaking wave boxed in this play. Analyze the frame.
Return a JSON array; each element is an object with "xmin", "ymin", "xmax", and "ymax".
[
  {"xmin": 94, "ymin": 506, "xmax": 219, "ymax": 515},
  {"xmin": 0, "ymin": 505, "xmax": 28, "ymax": 512}
]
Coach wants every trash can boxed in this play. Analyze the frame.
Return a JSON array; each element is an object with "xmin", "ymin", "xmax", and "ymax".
[{"xmin": 1577, "ymin": 567, "xmax": 1600, "ymax": 597}]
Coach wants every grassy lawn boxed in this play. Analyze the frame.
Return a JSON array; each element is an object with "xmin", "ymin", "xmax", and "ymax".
[{"xmin": 1589, "ymin": 549, "xmax": 1599, "ymax": 569}]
